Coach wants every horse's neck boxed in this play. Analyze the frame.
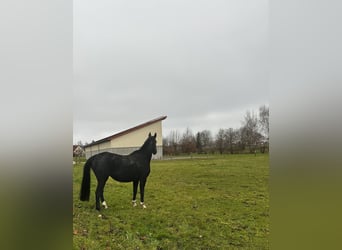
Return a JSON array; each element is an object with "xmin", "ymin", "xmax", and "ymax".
[
  {"xmin": 135, "ymin": 149, "xmax": 152, "ymax": 162},
  {"xmin": 142, "ymin": 150, "xmax": 153, "ymax": 162}
]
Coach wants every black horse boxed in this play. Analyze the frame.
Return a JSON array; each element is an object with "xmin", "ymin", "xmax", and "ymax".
[{"xmin": 80, "ymin": 133, "xmax": 157, "ymax": 210}]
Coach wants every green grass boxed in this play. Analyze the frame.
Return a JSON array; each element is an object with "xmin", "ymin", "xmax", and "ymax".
[{"xmin": 73, "ymin": 154, "xmax": 269, "ymax": 249}]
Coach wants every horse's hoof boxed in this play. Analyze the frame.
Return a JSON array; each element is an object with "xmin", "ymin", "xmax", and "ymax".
[
  {"xmin": 140, "ymin": 202, "xmax": 147, "ymax": 209},
  {"xmin": 102, "ymin": 201, "xmax": 108, "ymax": 209},
  {"xmin": 132, "ymin": 200, "xmax": 137, "ymax": 207},
  {"xmin": 98, "ymin": 214, "xmax": 102, "ymax": 218}
]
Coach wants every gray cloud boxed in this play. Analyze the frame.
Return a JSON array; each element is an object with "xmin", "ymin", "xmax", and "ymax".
[{"xmin": 73, "ymin": 0, "xmax": 268, "ymax": 143}]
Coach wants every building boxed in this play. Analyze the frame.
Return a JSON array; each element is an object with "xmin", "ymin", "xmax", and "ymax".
[
  {"xmin": 73, "ymin": 145, "xmax": 85, "ymax": 157},
  {"xmin": 84, "ymin": 116, "xmax": 167, "ymax": 160}
]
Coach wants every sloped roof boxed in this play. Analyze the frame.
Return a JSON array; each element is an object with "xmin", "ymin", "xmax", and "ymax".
[
  {"xmin": 84, "ymin": 116, "xmax": 167, "ymax": 148},
  {"xmin": 73, "ymin": 145, "xmax": 84, "ymax": 152}
]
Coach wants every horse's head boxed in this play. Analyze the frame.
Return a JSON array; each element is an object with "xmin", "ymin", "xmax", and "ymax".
[{"xmin": 147, "ymin": 132, "xmax": 157, "ymax": 155}]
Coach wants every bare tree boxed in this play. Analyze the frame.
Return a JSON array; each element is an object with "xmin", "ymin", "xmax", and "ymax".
[
  {"xmin": 259, "ymin": 105, "xmax": 269, "ymax": 140},
  {"xmin": 162, "ymin": 137, "xmax": 172, "ymax": 155},
  {"xmin": 216, "ymin": 129, "xmax": 226, "ymax": 154},
  {"xmin": 163, "ymin": 105, "xmax": 269, "ymax": 155},
  {"xmin": 258, "ymin": 105, "xmax": 269, "ymax": 153},
  {"xmin": 241, "ymin": 110, "xmax": 262, "ymax": 154},
  {"xmin": 225, "ymin": 128, "xmax": 239, "ymax": 154},
  {"xmin": 168, "ymin": 130, "xmax": 181, "ymax": 155},
  {"xmin": 201, "ymin": 130, "xmax": 213, "ymax": 153},
  {"xmin": 196, "ymin": 132, "xmax": 203, "ymax": 153},
  {"xmin": 180, "ymin": 128, "xmax": 196, "ymax": 154},
  {"xmin": 196, "ymin": 130, "xmax": 213, "ymax": 154}
]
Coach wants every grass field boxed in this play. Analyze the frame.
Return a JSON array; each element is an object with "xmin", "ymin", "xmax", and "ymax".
[{"xmin": 73, "ymin": 154, "xmax": 269, "ymax": 249}]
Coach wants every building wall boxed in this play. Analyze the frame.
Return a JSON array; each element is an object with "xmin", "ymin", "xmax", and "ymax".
[
  {"xmin": 85, "ymin": 121, "xmax": 163, "ymax": 160},
  {"xmin": 86, "ymin": 141, "xmax": 111, "ymax": 153},
  {"xmin": 110, "ymin": 122, "xmax": 163, "ymax": 148}
]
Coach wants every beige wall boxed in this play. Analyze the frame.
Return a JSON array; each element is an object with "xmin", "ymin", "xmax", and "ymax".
[
  {"xmin": 110, "ymin": 122, "xmax": 163, "ymax": 148},
  {"xmin": 85, "ymin": 141, "xmax": 110, "ymax": 153},
  {"xmin": 84, "ymin": 121, "xmax": 164, "ymax": 159}
]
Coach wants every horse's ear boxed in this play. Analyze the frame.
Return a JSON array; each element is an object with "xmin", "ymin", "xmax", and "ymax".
[
  {"xmin": 148, "ymin": 132, "xmax": 152, "ymax": 137},
  {"xmin": 154, "ymin": 133, "xmax": 157, "ymax": 138}
]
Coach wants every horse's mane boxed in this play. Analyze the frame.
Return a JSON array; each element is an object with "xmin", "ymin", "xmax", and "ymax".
[
  {"xmin": 140, "ymin": 137, "xmax": 152, "ymax": 152},
  {"xmin": 138, "ymin": 133, "xmax": 156, "ymax": 154}
]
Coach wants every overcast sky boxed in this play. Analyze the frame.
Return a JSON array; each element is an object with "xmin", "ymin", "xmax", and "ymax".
[{"xmin": 73, "ymin": 0, "xmax": 268, "ymax": 144}]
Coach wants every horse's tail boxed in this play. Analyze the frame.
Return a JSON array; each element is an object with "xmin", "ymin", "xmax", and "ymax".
[{"xmin": 80, "ymin": 157, "xmax": 93, "ymax": 201}]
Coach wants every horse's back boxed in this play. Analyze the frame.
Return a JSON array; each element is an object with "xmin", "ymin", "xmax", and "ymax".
[{"xmin": 90, "ymin": 152, "xmax": 118, "ymax": 175}]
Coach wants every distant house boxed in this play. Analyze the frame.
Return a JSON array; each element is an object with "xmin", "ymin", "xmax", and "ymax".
[
  {"xmin": 84, "ymin": 116, "xmax": 167, "ymax": 160},
  {"xmin": 73, "ymin": 145, "xmax": 85, "ymax": 157}
]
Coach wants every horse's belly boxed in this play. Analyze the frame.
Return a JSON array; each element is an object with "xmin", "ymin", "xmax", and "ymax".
[
  {"xmin": 113, "ymin": 176, "xmax": 133, "ymax": 182},
  {"xmin": 111, "ymin": 171, "xmax": 138, "ymax": 182}
]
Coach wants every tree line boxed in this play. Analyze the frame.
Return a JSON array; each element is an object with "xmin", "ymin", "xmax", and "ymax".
[{"xmin": 163, "ymin": 105, "xmax": 269, "ymax": 155}]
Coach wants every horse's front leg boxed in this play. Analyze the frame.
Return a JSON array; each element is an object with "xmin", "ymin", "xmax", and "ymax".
[
  {"xmin": 132, "ymin": 180, "xmax": 138, "ymax": 207},
  {"xmin": 139, "ymin": 179, "xmax": 147, "ymax": 209}
]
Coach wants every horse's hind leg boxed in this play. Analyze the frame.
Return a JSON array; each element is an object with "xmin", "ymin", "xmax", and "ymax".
[
  {"xmin": 100, "ymin": 194, "xmax": 108, "ymax": 209},
  {"xmin": 95, "ymin": 177, "xmax": 108, "ymax": 210}
]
